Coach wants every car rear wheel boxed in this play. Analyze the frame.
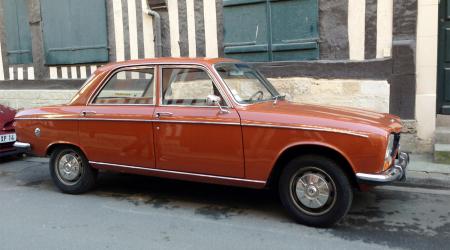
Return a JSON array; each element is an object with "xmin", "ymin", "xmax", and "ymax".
[
  {"xmin": 49, "ymin": 146, "xmax": 97, "ymax": 194},
  {"xmin": 278, "ymin": 155, "xmax": 353, "ymax": 228}
]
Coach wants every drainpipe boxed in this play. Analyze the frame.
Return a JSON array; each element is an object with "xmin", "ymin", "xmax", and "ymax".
[{"xmin": 144, "ymin": 4, "xmax": 162, "ymax": 57}]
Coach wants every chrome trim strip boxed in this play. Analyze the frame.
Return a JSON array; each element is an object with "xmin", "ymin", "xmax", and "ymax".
[
  {"xmin": 15, "ymin": 117, "xmax": 81, "ymax": 121},
  {"xmin": 89, "ymin": 161, "xmax": 266, "ymax": 184},
  {"xmin": 156, "ymin": 104, "xmax": 232, "ymax": 108},
  {"xmin": 242, "ymin": 123, "xmax": 369, "ymax": 138},
  {"xmin": 155, "ymin": 120, "xmax": 240, "ymax": 126},
  {"xmin": 14, "ymin": 117, "xmax": 153, "ymax": 122},
  {"xmin": 88, "ymin": 104, "xmax": 156, "ymax": 107},
  {"xmin": 80, "ymin": 118, "xmax": 153, "ymax": 122},
  {"xmin": 15, "ymin": 117, "xmax": 240, "ymax": 126}
]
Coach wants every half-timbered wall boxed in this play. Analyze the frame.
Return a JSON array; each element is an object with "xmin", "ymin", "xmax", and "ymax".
[{"xmin": 0, "ymin": 0, "xmax": 405, "ymax": 81}]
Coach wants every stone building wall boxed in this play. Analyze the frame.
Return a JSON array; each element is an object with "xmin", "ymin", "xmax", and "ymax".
[
  {"xmin": 271, "ymin": 78, "xmax": 389, "ymax": 113},
  {"xmin": 0, "ymin": 90, "xmax": 77, "ymax": 109},
  {"xmin": 0, "ymin": 77, "xmax": 390, "ymax": 114}
]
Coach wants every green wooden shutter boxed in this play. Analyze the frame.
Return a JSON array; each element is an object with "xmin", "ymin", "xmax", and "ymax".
[
  {"xmin": 3, "ymin": 0, "xmax": 33, "ymax": 64},
  {"xmin": 223, "ymin": 0, "xmax": 270, "ymax": 62},
  {"xmin": 40, "ymin": 0, "xmax": 109, "ymax": 65},
  {"xmin": 270, "ymin": 0, "xmax": 319, "ymax": 61},
  {"xmin": 223, "ymin": 0, "xmax": 319, "ymax": 62}
]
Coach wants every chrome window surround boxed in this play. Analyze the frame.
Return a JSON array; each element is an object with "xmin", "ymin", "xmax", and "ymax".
[
  {"xmin": 211, "ymin": 63, "xmax": 278, "ymax": 107},
  {"xmin": 87, "ymin": 65, "xmax": 157, "ymax": 106},
  {"xmin": 158, "ymin": 64, "xmax": 233, "ymax": 108}
]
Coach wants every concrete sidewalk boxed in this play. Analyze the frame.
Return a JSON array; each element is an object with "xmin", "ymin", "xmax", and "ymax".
[{"xmin": 400, "ymin": 154, "xmax": 450, "ymax": 189}]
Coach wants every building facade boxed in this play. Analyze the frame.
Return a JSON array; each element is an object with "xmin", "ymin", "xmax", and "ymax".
[{"xmin": 0, "ymin": 0, "xmax": 442, "ymax": 154}]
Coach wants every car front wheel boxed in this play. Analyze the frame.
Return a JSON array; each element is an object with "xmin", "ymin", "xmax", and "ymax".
[
  {"xmin": 49, "ymin": 146, "xmax": 97, "ymax": 194},
  {"xmin": 278, "ymin": 155, "xmax": 353, "ymax": 227}
]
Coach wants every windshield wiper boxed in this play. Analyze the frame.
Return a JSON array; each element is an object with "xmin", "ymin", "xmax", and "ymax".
[{"xmin": 273, "ymin": 95, "xmax": 286, "ymax": 105}]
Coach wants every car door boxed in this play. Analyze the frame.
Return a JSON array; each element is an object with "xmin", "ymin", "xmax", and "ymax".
[
  {"xmin": 78, "ymin": 66, "xmax": 156, "ymax": 168},
  {"xmin": 153, "ymin": 65, "xmax": 245, "ymax": 178}
]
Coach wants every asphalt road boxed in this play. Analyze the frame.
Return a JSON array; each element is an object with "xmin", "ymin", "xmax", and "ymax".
[{"xmin": 0, "ymin": 157, "xmax": 449, "ymax": 250}]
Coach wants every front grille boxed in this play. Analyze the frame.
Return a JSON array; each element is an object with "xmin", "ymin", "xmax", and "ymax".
[{"xmin": 392, "ymin": 133, "xmax": 400, "ymax": 157}]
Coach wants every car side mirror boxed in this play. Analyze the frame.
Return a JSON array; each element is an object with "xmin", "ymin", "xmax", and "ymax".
[
  {"xmin": 206, "ymin": 94, "xmax": 221, "ymax": 106},
  {"xmin": 206, "ymin": 95, "xmax": 230, "ymax": 114}
]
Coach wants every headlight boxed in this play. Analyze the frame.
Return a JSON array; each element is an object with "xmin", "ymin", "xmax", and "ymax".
[{"xmin": 384, "ymin": 134, "xmax": 395, "ymax": 164}]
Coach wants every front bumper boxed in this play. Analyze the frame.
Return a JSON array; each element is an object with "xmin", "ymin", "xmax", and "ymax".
[{"xmin": 356, "ymin": 152, "xmax": 409, "ymax": 184}]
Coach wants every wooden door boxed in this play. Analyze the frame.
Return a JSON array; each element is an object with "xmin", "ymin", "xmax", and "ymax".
[{"xmin": 438, "ymin": 0, "xmax": 450, "ymax": 114}]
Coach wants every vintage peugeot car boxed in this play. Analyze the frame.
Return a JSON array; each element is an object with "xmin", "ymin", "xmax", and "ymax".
[{"xmin": 14, "ymin": 58, "xmax": 408, "ymax": 227}]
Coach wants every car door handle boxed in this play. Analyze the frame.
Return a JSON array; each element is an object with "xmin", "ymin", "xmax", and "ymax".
[
  {"xmin": 156, "ymin": 112, "xmax": 173, "ymax": 118},
  {"xmin": 81, "ymin": 110, "xmax": 97, "ymax": 116}
]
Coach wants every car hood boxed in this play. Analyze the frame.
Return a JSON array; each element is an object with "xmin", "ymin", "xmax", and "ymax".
[
  {"xmin": 0, "ymin": 105, "xmax": 17, "ymax": 131},
  {"xmin": 238, "ymin": 101, "xmax": 402, "ymax": 136}
]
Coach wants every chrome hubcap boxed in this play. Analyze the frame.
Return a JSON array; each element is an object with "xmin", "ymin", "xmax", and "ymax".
[
  {"xmin": 290, "ymin": 166, "xmax": 337, "ymax": 216},
  {"xmin": 295, "ymin": 173, "xmax": 331, "ymax": 209},
  {"xmin": 57, "ymin": 153, "xmax": 82, "ymax": 184}
]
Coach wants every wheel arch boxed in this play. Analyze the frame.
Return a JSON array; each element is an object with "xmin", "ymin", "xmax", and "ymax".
[
  {"xmin": 46, "ymin": 142, "xmax": 85, "ymax": 157},
  {"xmin": 266, "ymin": 143, "xmax": 358, "ymax": 189}
]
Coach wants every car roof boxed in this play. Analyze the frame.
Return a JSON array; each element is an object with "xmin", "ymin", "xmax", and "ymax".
[{"xmin": 96, "ymin": 57, "xmax": 240, "ymax": 72}]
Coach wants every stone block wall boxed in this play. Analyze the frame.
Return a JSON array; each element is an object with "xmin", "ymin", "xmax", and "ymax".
[
  {"xmin": 0, "ymin": 78, "xmax": 390, "ymax": 113},
  {"xmin": 270, "ymin": 77, "xmax": 390, "ymax": 113},
  {"xmin": 0, "ymin": 90, "xmax": 77, "ymax": 109}
]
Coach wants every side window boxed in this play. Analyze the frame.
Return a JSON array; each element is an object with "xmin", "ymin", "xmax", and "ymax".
[
  {"xmin": 94, "ymin": 68, "xmax": 154, "ymax": 105},
  {"xmin": 162, "ymin": 68, "xmax": 226, "ymax": 106}
]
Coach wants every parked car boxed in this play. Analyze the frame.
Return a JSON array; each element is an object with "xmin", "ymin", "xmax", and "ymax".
[
  {"xmin": 14, "ymin": 58, "xmax": 409, "ymax": 227},
  {"xmin": 0, "ymin": 104, "xmax": 26, "ymax": 158}
]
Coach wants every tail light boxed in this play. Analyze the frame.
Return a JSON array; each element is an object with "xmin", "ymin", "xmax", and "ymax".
[{"xmin": 2, "ymin": 120, "xmax": 14, "ymax": 131}]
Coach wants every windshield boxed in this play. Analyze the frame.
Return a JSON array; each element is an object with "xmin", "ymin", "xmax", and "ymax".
[{"xmin": 214, "ymin": 63, "xmax": 279, "ymax": 104}]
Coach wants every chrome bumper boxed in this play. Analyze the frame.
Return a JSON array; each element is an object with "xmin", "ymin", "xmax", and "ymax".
[
  {"xmin": 356, "ymin": 152, "xmax": 409, "ymax": 184},
  {"xmin": 13, "ymin": 141, "xmax": 31, "ymax": 153}
]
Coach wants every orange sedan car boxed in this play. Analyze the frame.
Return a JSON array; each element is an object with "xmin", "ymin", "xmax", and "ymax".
[{"xmin": 14, "ymin": 58, "xmax": 409, "ymax": 227}]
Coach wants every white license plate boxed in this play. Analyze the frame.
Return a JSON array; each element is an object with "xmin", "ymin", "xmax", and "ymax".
[{"xmin": 0, "ymin": 133, "xmax": 16, "ymax": 144}]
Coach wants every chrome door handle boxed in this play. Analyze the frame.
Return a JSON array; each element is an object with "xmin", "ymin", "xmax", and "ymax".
[
  {"xmin": 81, "ymin": 110, "xmax": 97, "ymax": 116},
  {"xmin": 156, "ymin": 112, "xmax": 173, "ymax": 118}
]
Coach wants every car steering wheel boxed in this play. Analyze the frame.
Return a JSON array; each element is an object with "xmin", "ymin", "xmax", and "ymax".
[{"xmin": 249, "ymin": 90, "xmax": 264, "ymax": 101}]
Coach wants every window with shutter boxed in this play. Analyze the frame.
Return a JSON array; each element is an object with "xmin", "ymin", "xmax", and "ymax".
[
  {"xmin": 40, "ymin": 0, "xmax": 109, "ymax": 65},
  {"xmin": 223, "ymin": 0, "xmax": 319, "ymax": 62},
  {"xmin": 3, "ymin": 0, "xmax": 33, "ymax": 64}
]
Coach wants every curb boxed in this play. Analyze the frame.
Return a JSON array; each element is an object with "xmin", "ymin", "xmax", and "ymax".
[
  {"xmin": 389, "ymin": 154, "xmax": 450, "ymax": 189},
  {"xmin": 393, "ymin": 170, "xmax": 450, "ymax": 189}
]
